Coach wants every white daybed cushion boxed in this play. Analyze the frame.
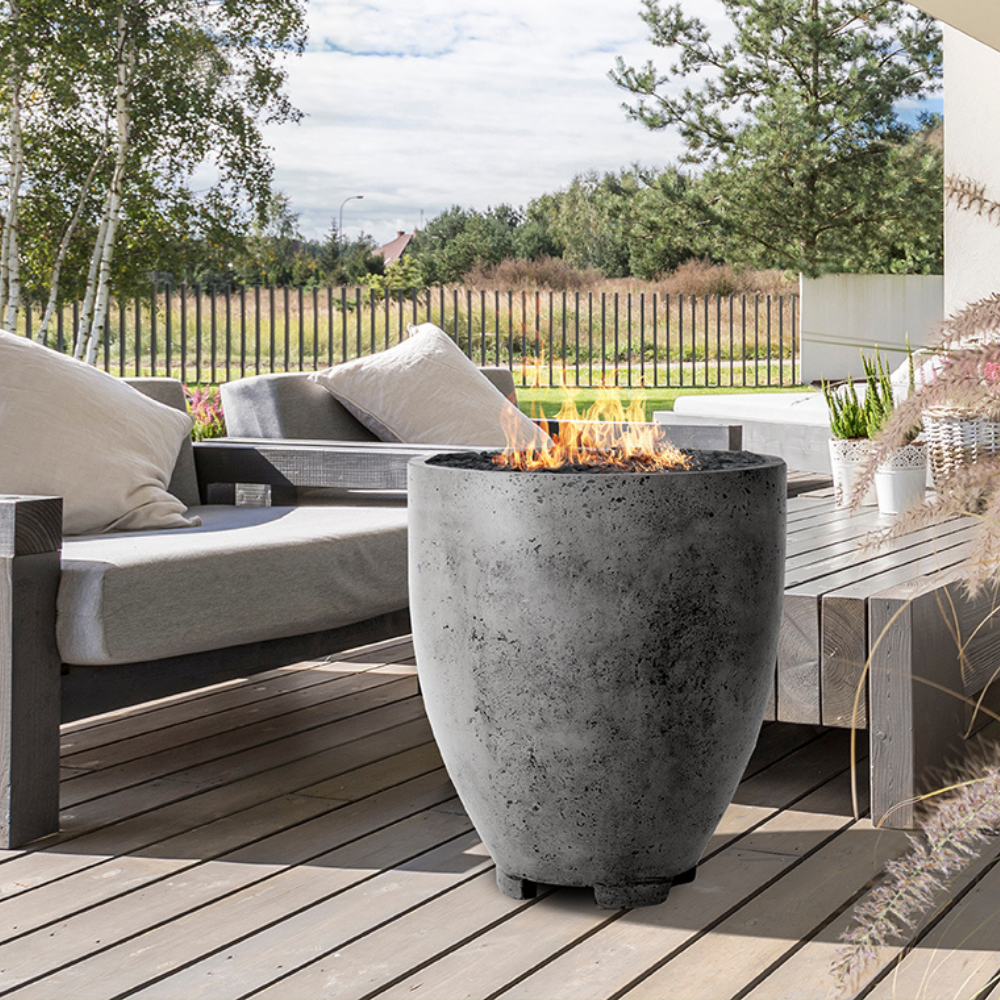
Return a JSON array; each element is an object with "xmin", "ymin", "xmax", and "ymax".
[
  {"xmin": 673, "ymin": 392, "xmax": 832, "ymax": 425},
  {"xmin": 0, "ymin": 331, "xmax": 198, "ymax": 535},
  {"xmin": 309, "ymin": 324, "xmax": 551, "ymax": 450}
]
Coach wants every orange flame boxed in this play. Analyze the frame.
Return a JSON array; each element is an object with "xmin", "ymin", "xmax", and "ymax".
[{"xmin": 494, "ymin": 384, "xmax": 692, "ymax": 472}]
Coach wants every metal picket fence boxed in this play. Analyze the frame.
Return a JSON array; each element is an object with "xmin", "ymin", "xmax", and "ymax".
[{"xmin": 22, "ymin": 285, "xmax": 800, "ymax": 388}]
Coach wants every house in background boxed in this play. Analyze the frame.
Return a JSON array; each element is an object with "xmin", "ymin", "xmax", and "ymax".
[
  {"xmin": 909, "ymin": 1, "xmax": 1000, "ymax": 315},
  {"xmin": 377, "ymin": 231, "xmax": 415, "ymax": 266}
]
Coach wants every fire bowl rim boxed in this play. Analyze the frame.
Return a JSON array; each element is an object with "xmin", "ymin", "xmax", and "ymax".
[{"xmin": 411, "ymin": 450, "xmax": 787, "ymax": 479}]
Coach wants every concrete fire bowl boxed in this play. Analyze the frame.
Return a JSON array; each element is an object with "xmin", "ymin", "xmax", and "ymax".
[{"xmin": 408, "ymin": 451, "xmax": 786, "ymax": 909}]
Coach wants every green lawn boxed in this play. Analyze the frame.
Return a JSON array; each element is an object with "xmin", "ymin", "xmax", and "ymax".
[{"xmin": 516, "ymin": 384, "xmax": 812, "ymax": 421}]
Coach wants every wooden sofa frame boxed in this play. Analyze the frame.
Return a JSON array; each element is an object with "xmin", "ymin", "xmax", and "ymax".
[{"xmin": 0, "ymin": 439, "xmax": 439, "ymax": 848}]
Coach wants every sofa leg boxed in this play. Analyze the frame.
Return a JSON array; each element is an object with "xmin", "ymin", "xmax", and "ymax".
[{"xmin": 0, "ymin": 497, "xmax": 62, "ymax": 848}]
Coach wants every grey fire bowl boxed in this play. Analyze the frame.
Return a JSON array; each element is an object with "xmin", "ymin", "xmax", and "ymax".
[{"xmin": 408, "ymin": 452, "xmax": 786, "ymax": 909}]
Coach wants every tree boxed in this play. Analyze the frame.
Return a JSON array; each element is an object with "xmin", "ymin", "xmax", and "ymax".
[
  {"xmin": 523, "ymin": 166, "xmax": 707, "ymax": 278},
  {"xmin": 407, "ymin": 205, "xmax": 523, "ymax": 284},
  {"xmin": 541, "ymin": 171, "xmax": 634, "ymax": 277},
  {"xmin": 624, "ymin": 168, "xmax": 711, "ymax": 279},
  {"xmin": 0, "ymin": 0, "xmax": 306, "ymax": 358},
  {"xmin": 318, "ymin": 221, "xmax": 385, "ymax": 285},
  {"xmin": 611, "ymin": 0, "xmax": 943, "ymax": 275}
]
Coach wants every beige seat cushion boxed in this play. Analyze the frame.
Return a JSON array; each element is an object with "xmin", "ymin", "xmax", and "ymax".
[
  {"xmin": 309, "ymin": 324, "xmax": 550, "ymax": 450},
  {"xmin": 0, "ymin": 333, "xmax": 197, "ymax": 535}
]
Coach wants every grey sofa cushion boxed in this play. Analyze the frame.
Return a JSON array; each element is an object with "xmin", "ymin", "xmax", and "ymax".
[
  {"xmin": 57, "ymin": 503, "xmax": 409, "ymax": 665},
  {"xmin": 124, "ymin": 378, "xmax": 201, "ymax": 508},
  {"xmin": 220, "ymin": 367, "xmax": 518, "ymax": 442},
  {"xmin": 221, "ymin": 373, "xmax": 379, "ymax": 441}
]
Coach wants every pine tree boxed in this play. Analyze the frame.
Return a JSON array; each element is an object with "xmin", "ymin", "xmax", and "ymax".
[{"xmin": 611, "ymin": 0, "xmax": 943, "ymax": 275}]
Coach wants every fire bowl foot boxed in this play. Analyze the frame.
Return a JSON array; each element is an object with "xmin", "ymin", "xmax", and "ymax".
[
  {"xmin": 672, "ymin": 865, "xmax": 698, "ymax": 886},
  {"xmin": 593, "ymin": 880, "xmax": 674, "ymax": 909},
  {"xmin": 496, "ymin": 869, "xmax": 537, "ymax": 900},
  {"xmin": 592, "ymin": 867, "xmax": 698, "ymax": 910}
]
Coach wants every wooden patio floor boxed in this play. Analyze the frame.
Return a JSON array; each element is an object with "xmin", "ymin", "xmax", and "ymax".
[{"xmin": 2, "ymin": 636, "xmax": 1000, "ymax": 1000}]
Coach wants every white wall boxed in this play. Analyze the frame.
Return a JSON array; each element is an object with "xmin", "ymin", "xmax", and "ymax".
[
  {"xmin": 944, "ymin": 26, "xmax": 1000, "ymax": 315},
  {"xmin": 799, "ymin": 274, "xmax": 943, "ymax": 384}
]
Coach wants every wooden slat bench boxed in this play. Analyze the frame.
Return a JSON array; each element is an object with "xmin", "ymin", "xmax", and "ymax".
[{"xmin": 772, "ymin": 488, "xmax": 1000, "ymax": 827}]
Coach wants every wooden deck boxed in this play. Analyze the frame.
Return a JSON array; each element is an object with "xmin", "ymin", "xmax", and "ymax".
[{"xmin": 0, "ymin": 636, "xmax": 998, "ymax": 999}]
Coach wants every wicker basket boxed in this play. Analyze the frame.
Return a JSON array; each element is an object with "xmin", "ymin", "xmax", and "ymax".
[{"xmin": 923, "ymin": 408, "xmax": 1000, "ymax": 488}]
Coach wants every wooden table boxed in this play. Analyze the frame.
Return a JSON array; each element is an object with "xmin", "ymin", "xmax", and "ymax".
[{"xmin": 772, "ymin": 488, "xmax": 1000, "ymax": 827}]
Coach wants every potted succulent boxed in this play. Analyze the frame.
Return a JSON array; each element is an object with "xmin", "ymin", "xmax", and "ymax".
[{"xmin": 823, "ymin": 350, "xmax": 925, "ymax": 513}]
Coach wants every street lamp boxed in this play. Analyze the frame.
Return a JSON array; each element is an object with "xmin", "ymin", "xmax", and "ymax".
[{"xmin": 338, "ymin": 194, "xmax": 364, "ymax": 244}]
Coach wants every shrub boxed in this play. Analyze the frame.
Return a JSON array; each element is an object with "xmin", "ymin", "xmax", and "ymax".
[
  {"xmin": 656, "ymin": 258, "xmax": 797, "ymax": 298},
  {"xmin": 462, "ymin": 256, "xmax": 603, "ymax": 292}
]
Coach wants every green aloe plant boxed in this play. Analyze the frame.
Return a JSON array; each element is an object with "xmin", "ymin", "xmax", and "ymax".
[{"xmin": 822, "ymin": 349, "xmax": 896, "ymax": 440}]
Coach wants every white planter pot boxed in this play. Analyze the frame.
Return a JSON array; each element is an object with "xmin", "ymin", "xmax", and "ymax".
[
  {"xmin": 874, "ymin": 443, "xmax": 927, "ymax": 516},
  {"xmin": 829, "ymin": 438, "xmax": 876, "ymax": 508}
]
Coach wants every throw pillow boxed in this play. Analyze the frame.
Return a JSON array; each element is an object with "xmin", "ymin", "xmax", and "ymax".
[
  {"xmin": 309, "ymin": 324, "xmax": 551, "ymax": 449},
  {"xmin": 0, "ymin": 332, "xmax": 200, "ymax": 535}
]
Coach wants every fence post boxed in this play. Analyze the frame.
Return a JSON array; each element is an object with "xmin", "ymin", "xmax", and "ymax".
[
  {"xmin": 253, "ymin": 284, "xmax": 261, "ymax": 374},
  {"xmin": 792, "ymin": 293, "xmax": 798, "ymax": 385},
  {"xmin": 297, "ymin": 285, "xmax": 304, "ymax": 370},
  {"xmin": 767, "ymin": 295, "xmax": 773, "ymax": 388},
  {"xmin": 165, "ymin": 282, "xmax": 172, "ymax": 379},
  {"xmin": 678, "ymin": 294, "xmax": 684, "ymax": 388},
  {"xmin": 283, "ymin": 285, "xmax": 291, "ymax": 370},
  {"xmin": 180, "ymin": 283, "xmax": 188, "ymax": 382},
  {"xmin": 778, "ymin": 295, "xmax": 784, "ymax": 387},
  {"xmin": 150, "ymin": 283, "xmax": 157, "ymax": 377},
  {"xmin": 547, "ymin": 291, "xmax": 554, "ymax": 386},
  {"xmin": 195, "ymin": 285, "xmax": 202, "ymax": 383},
  {"xmin": 210, "ymin": 284, "xmax": 218, "ymax": 384},
  {"xmin": 240, "ymin": 286, "xmax": 247, "ymax": 379},
  {"xmin": 225, "ymin": 285, "xmax": 232, "ymax": 383},
  {"xmin": 715, "ymin": 294, "xmax": 722, "ymax": 387},
  {"xmin": 652, "ymin": 293, "xmax": 658, "ymax": 388},
  {"xmin": 135, "ymin": 296, "xmax": 142, "ymax": 378},
  {"xmin": 640, "ymin": 293, "xmax": 645, "ymax": 388}
]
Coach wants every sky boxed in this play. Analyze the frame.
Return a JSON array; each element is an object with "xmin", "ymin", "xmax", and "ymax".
[{"xmin": 263, "ymin": 0, "xmax": 943, "ymax": 248}]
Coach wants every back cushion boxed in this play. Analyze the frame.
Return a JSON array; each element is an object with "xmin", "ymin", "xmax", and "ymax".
[
  {"xmin": 220, "ymin": 373, "xmax": 379, "ymax": 442},
  {"xmin": 124, "ymin": 378, "xmax": 201, "ymax": 508},
  {"xmin": 0, "ymin": 335, "xmax": 197, "ymax": 535}
]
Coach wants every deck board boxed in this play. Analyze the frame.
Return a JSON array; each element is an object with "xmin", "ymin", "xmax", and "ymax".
[{"xmin": 1, "ymin": 634, "xmax": 997, "ymax": 1000}]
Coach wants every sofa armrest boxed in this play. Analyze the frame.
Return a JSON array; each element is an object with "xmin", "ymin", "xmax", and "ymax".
[
  {"xmin": 0, "ymin": 495, "xmax": 62, "ymax": 847},
  {"xmin": 193, "ymin": 419, "xmax": 736, "ymax": 502},
  {"xmin": 193, "ymin": 438, "xmax": 481, "ymax": 498}
]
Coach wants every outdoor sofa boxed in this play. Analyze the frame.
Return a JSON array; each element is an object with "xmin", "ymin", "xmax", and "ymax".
[
  {"xmin": 0, "ymin": 328, "xmax": 740, "ymax": 850},
  {"xmin": 1, "ymin": 373, "xmax": 426, "ymax": 849}
]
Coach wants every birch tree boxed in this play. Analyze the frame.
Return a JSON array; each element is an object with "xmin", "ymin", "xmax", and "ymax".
[
  {"xmin": 0, "ymin": 0, "xmax": 25, "ymax": 331},
  {"xmin": 79, "ymin": 8, "xmax": 133, "ymax": 362},
  {"xmin": 2, "ymin": 0, "xmax": 306, "ymax": 358},
  {"xmin": 36, "ymin": 147, "xmax": 104, "ymax": 346}
]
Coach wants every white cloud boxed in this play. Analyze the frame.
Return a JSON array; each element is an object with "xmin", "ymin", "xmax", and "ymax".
[{"xmin": 261, "ymin": 0, "xmax": 710, "ymax": 245}]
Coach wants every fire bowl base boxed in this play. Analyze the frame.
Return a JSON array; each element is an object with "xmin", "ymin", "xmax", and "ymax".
[{"xmin": 497, "ymin": 865, "xmax": 699, "ymax": 909}]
